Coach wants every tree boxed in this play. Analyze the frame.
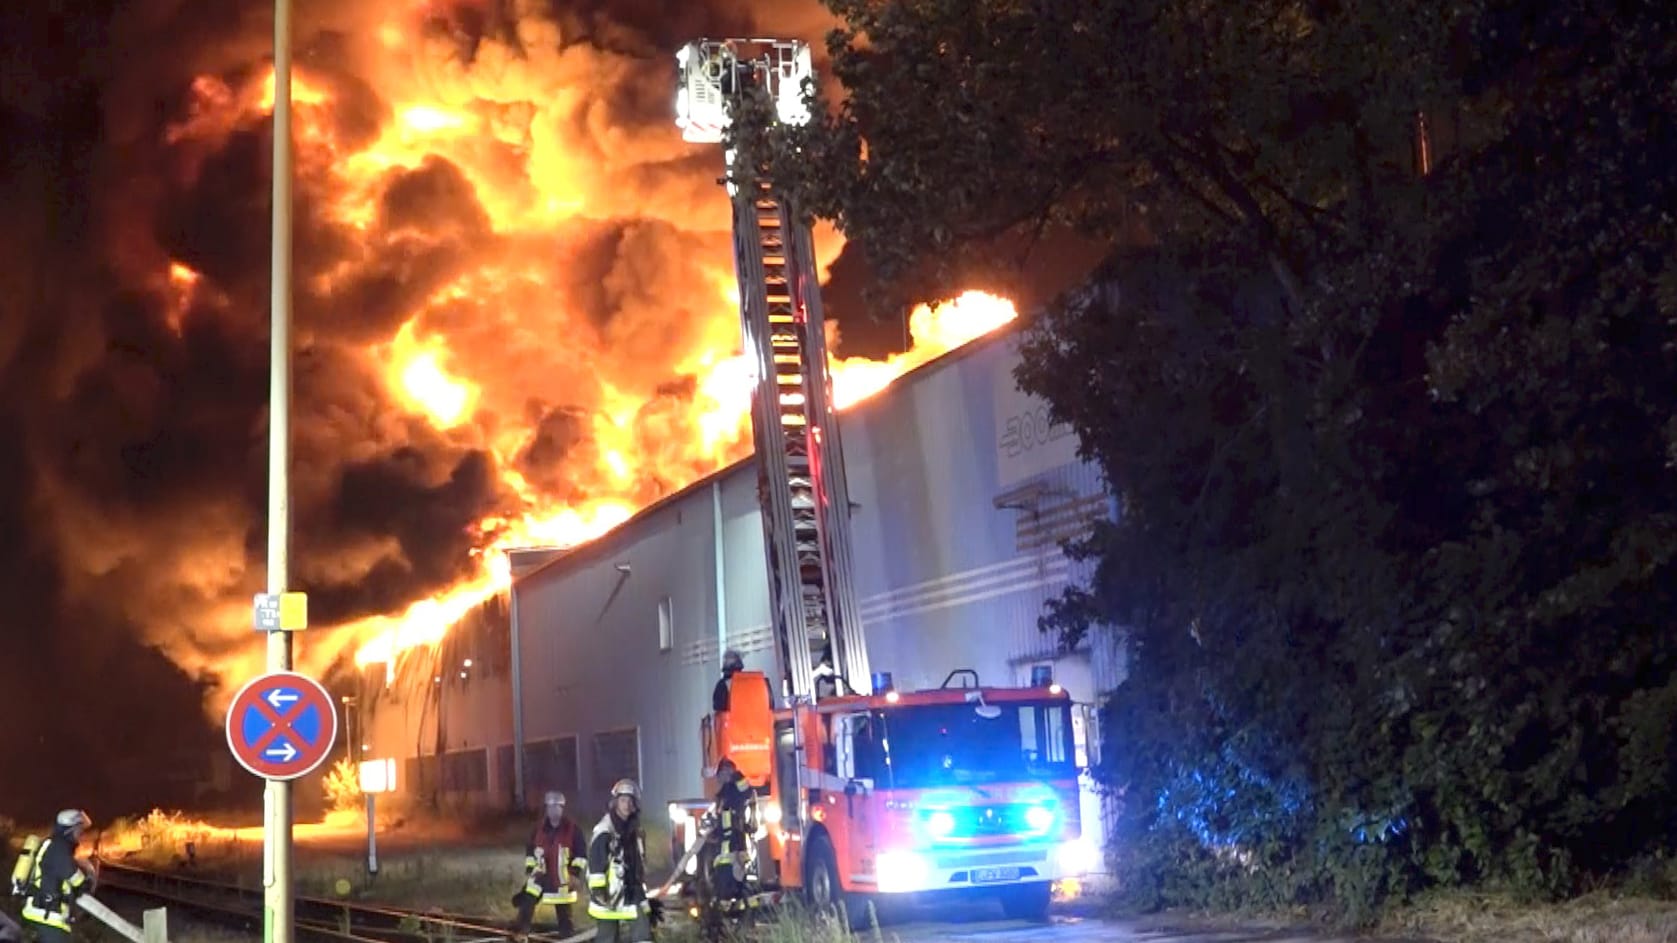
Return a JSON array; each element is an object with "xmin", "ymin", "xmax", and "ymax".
[
  {"xmin": 739, "ymin": 0, "xmax": 1677, "ymax": 920},
  {"xmin": 746, "ymin": 0, "xmax": 1465, "ymax": 304}
]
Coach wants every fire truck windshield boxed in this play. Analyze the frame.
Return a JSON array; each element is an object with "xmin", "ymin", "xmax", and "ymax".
[{"xmin": 863, "ymin": 700, "xmax": 1076, "ymax": 789}]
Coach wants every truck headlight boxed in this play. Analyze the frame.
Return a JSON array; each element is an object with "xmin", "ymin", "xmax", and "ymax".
[
  {"xmin": 876, "ymin": 850, "xmax": 929, "ymax": 893},
  {"xmin": 1024, "ymin": 805, "xmax": 1056, "ymax": 833}
]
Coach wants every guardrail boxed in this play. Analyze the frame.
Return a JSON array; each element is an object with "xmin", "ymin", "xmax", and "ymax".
[{"xmin": 77, "ymin": 896, "xmax": 169, "ymax": 943}]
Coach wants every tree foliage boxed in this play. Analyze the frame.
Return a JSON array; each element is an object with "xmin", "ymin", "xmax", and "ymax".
[{"xmin": 738, "ymin": 0, "xmax": 1677, "ymax": 921}]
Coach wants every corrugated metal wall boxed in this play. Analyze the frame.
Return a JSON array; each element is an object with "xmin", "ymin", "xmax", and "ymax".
[{"xmin": 355, "ymin": 594, "xmax": 516, "ymax": 809}]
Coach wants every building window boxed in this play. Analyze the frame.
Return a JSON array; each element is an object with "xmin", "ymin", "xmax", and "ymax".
[
  {"xmin": 441, "ymin": 748, "xmax": 490, "ymax": 793},
  {"xmin": 524, "ymin": 736, "xmax": 580, "ymax": 804},
  {"xmin": 592, "ymin": 728, "xmax": 642, "ymax": 795},
  {"xmin": 658, "ymin": 596, "xmax": 674, "ymax": 652}
]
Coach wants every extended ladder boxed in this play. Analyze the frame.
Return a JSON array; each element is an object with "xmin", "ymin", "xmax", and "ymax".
[{"xmin": 676, "ymin": 39, "xmax": 872, "ymax": 702}]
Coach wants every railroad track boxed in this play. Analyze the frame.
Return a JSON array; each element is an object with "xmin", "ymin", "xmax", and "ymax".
[{"xmin": 93, "ymin": 861, "xmax": 591, "ymax": 943}]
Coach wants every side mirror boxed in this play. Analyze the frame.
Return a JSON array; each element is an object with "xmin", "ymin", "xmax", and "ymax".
[{"xmin": 843, "ymin": 778, "xmax": 872, "ymax": 796}]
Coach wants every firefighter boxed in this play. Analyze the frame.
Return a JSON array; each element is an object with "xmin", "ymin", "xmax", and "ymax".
[
  {"xmin": 513, "ymin": 790, "xmax": 587, "ymax": 938},
  {"xmin": 710, "ymin": 757, "xmax": 757, "ymax": 906},
  {"xmin": 586, "ymin": 779, "xmax": 663, "ymax": 942},
  {"xmin": 17, "ymin": 810, "xmax": 94, "ymax": 942},
  {"xmin": 813, "ymin": 649, "xmax": 839, "ymax": 699},
  {"xmin": 711, "ymin": 649, "xmax": 744, "ymax": 712}
]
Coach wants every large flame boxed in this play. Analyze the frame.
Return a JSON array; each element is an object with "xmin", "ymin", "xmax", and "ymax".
[
  {"xmin": 151, "ymin": 3, "xmax": 1018, "ymax": 691},
  {"xmin": 349, "ymin": 288, "xmax": 1015, "ymax": 674}
]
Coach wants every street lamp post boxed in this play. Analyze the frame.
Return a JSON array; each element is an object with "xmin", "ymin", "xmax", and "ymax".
[
  {"xmin": 341, "ymin": 695, "xmax": 358, "ymax": 765},
  {"xmin": 509, "ymin": 562, "xmax": 526, "ymax": 811}
]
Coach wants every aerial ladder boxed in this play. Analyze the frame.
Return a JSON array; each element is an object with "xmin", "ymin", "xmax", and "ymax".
[
  {"xmin": 659, "ymin": 38, "xmax": 875, "ymax": 928},
  {"xmin": 664, "ymin": 53, "xmax": 1091, "ymax": 932},
  {"xmin": 675, "ymin": 39, "xmax": 872, "ymax": 705}
]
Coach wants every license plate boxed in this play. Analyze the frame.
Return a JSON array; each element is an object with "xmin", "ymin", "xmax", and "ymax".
[{"xmin": 971, "ymin": 866, "xmax": 1020, "ymax": 884}]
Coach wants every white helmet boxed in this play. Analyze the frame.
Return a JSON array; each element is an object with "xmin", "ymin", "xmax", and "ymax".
[
  {"xmin": 543, "ymin": 790, "xmax": 566, "ymax": 807},
  {"xmin": 610, "ymin": 779, "xmax": 640, "ymax": 802},
  {"xmin": 55, "ymin": 809, "xmax": 91, "ymax": 833}
]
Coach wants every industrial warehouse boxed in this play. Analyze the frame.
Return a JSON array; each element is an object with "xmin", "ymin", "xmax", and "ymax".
[{"xmin": 353, "ymin": 320, "xmax": 1123, "ymax": 873}]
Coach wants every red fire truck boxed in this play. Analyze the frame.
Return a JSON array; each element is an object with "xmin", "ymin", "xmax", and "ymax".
[{"xmin": 669, "ymin": 666, "xmax": 1084, "ymax": 924}]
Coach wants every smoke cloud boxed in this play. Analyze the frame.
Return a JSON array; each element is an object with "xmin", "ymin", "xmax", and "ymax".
[{"xmin": 0, "ymin": 0, "xmax": 854, "ymax": 819}]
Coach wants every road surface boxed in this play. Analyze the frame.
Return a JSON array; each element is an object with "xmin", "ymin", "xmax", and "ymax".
[{"xmin": 878, "ymin": 906, "xmax": 1424, "ymax": 943}]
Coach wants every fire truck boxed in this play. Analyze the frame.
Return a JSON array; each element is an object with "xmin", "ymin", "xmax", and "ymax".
[{"xmin": 663, "ymin": 38, "xmax": 1090, "ymax": 927}]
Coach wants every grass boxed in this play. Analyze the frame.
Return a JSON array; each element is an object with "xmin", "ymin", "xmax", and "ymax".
[
  {"xmin": 295, "ymin": 845, "xmax": 530, "ymax": 918},
  {"xmin": 85, "ymin": 804, "xmax": 688, "ymax": 921},
  {"xmin": 1127, "ymin": 892, "xmax": 1677, "ymax": 943},
  {"xmin": 1381, "ymin": 891, "xmax": 1677, "ymax": 943}
]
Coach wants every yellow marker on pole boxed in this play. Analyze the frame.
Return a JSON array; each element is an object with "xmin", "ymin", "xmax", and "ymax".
[{"xmin": 279, "ymin": 592, "xmax": 307, "ymax": 630}]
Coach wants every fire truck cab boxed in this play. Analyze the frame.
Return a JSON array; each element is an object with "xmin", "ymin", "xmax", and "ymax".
[{"xmin": 670, "ymin": 667, "xmax": 1085, "ymax": 923}]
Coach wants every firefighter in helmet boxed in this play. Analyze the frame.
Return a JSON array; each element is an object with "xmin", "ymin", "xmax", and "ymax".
[
  {"xmin": 513, "ymin": 790, "xmax": 587, "ymax": 938},
  {"xmin": 710, "ymin": 757, "xmax": 758, "ymax": 906},
  {"xmin": 13, "ymin": 810, "xmax": 94, "ymax": 942},
  {"xmin": 587, "ymin": 779, "xmax": 663, "ymax": 942},
  {"xmin": 711, "ymin": 649, "xmax": 745, "ymax": 712}
]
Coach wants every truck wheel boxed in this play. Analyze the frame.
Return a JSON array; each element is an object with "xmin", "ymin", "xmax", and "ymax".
[
  {"xmin": 999, "ymin": 882, "xmax": 1052, "ymax": 922},
  {"xmin": 804, "ymin": 836, "xmax": 867, "ymax": 930}
]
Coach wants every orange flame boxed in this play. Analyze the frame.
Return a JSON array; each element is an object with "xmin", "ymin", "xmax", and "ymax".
[
  {"xmin": 831, "ymin": 290, "xmax": 1020, "ymax": 408},
  {"xmin": 150, "ymin": 6, "xmax": 1019, "ymax": 692},
  {"xmin": 163, "ymin": 262, "xmax": 202, "ymax": 334},
  {"xmin": 386, "ymin": 322, "xmax": 479, "ymax": 428}
]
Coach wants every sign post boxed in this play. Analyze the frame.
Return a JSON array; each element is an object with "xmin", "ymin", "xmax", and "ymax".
[{"xmin": 358, "ymin": 759, "xmax": 396, "ymax": 878}]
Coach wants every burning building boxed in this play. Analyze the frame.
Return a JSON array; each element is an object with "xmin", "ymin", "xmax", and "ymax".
[{"xmin": 354, "ymin": 319, "xmax": 1121, "ymax": 874}]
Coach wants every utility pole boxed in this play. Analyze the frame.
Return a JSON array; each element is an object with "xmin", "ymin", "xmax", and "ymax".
[
  {"xmin": 509, "ymin": 571, "xmax": 525, "ymax": 811},
  {"xmin": 265, "ymin": 0, "xmax": 296, "ymax": 937}
]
